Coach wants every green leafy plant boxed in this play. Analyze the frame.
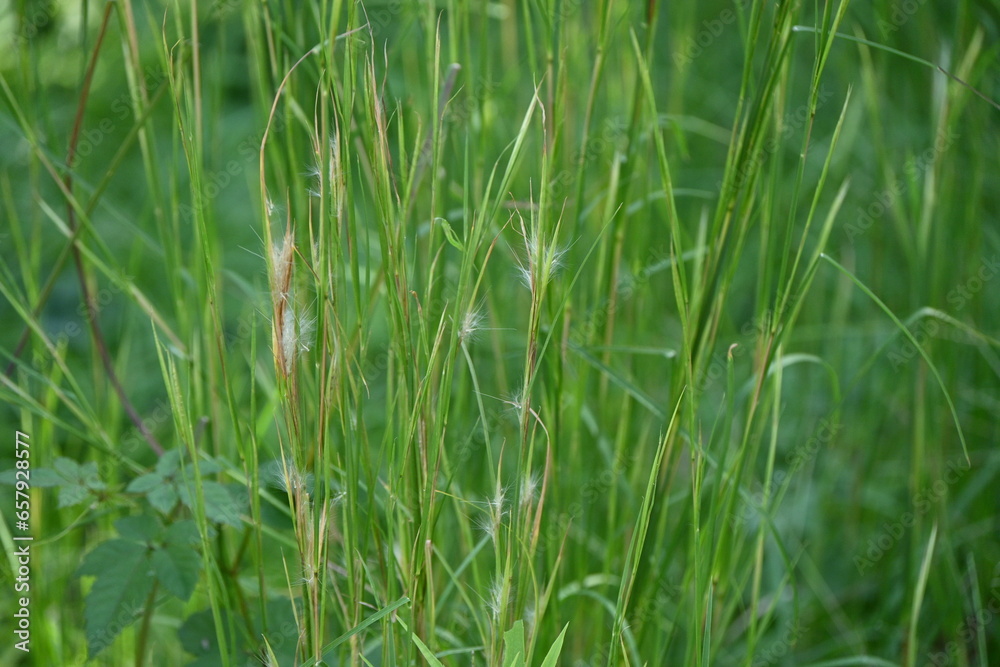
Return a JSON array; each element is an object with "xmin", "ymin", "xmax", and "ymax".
[
  {"xmin": 2, "ymin": 0, "xmax": 999, "ymax": 665},
  {"xmin": 77, "ymin": 516, "xmax": 201, "ymax": 658}
]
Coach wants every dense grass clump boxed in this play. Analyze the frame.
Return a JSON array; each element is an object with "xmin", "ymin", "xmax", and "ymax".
[{"xmin": 1, "ymin": 1, "xmax": 999, "ymax": 665}]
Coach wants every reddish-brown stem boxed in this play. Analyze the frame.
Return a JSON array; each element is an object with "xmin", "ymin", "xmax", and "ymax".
[{"xmin": 60, "ymin": 2, "xmax": 164, "ymax": 456}]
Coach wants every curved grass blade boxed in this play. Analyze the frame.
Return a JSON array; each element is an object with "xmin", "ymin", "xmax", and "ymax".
[{"xmin": 820, "ymin": 254, "xmax": 969, "ymax": 463}]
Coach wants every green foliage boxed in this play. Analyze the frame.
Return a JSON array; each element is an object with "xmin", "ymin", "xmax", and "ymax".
[
  {"xmin": 77, "ymin": 538, "xmax": 153, "ymax": 659},
  {"xmin": 1, "ymin": 457, "xmax": 107, "ymax": 507},
  {"xmin": 77, "ymin": 516, "xmax": 202, "ymax": 658},
  {"xmin": 127, "ymin": 450, "xmax": 243, "ymax": 526},
  {"xmin": 537, "ymin": 624, "xmax": 568, "ymax": 667},
  {"xmin": 180, "ymin": 599, "xmax": 299, "ymax": 667},
  {"xmin": 502, "ymin": 620, "xmax": 525, "ymax": 667},
  {"xmin": 1, "ymin": 0, "xmax": 998, "ymax": 665}
]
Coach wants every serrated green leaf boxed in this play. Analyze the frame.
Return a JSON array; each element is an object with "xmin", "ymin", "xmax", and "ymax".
[
  {"xmin": 78, "ymin": 539, "xmax": 154, "ymax": 658},
  {"xmin": 164, "ymin": 520, "xmax": 201, "ymax": 546},
  {"xmin": 13, "ymin": 467, "xmax": 62, "ymax": 487},
  {"xmin": 33, "ymin": 468, "xmax": 64, "ymax": 486},
  {"xmin": 147, "ymin": 483, "xmax": 179, "ymax": 514},
  {"xmin": 77, "ymin": 539, "xmax": 147, "ymax": 576},
  {"xmin": 0, "ymin": 464, "xmax": 99, "ymax": 505},
  {"xmin": 155, "ymin": 449, "xmax": 182, "ymax": 477},
  {"xmin": 198, "ymin": 458, "xmax": 223, "ymax": 475},
  {"xmin": 152, "ymin": 541, "xmax": 201, "ymax": 600},
  {"xmin": 79, "ymin": 461, "xmax": 105, "ymax": 489},
  {"xmin": 58, "ymin": 484, "xmax": 89, "ymax": 508},
  {"xmin": 502, "ymin": 620, "xmax": 525, "ymax": 667},
  {"xmin": 180, "ymin": 482, "xmax": 243, "ymax": 527},
  {"xmin": 115, "ymin": 515, "xmax": 162, "ymax": 543},
  {"xmin": 53, "ymin": 457, "xmax": 81, "ymax": 479},
  {"xmin": 127, "ymin": 473, "xmax": 165, "ymax": 494}
]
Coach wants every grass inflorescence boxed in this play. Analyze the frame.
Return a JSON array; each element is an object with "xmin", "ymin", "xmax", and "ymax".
[{"xmin": 1, "ymin": 1, "xmax": 999, "ymax": 666}]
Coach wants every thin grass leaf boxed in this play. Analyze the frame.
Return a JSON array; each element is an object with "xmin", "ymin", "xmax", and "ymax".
[{"xmin": 821, "ymin": 254, "xmax": 969, "ymax": 463}]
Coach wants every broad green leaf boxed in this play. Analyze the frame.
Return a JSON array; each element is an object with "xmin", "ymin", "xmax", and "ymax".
[
  {"xmin": 58, "ymin": 484, "xmax": 89, "ymax": 508},
  {"xmin": 147, "ymin": 483, "xmax": 179, "ymax": 514},
  {"xmin": 155, "ymin": 449, "xmax": 182, "ymax": 476},
  {"xmin": 53, "ymin": 457, "xmax": 81, "ymax": 479},
  {"xmin": 78, "ymin": 461, "xmax": 105, "ymax": 490},
  {"xmin": 200, "ymin": 481, "xmax": 243, "ymax": 527},
  {"xmin": 198, "ymin": 458, "xmax": 223, "ymax": 475},
  {"xmin": 127, "ymin": 473, "xmax": 165, "ymax": 494},
  {"xmin": 180, "ymin": 481, "xmax": 243, "ymax": 527},
  {"xmin": 31, "ymin": 468, "xmax": 64, "ymax": 486},
  {"xmin": 503, "ymin": 620, "xmax": 525, "ymax": 667},
  {"xmin": 115, "ymin": 515, "xmax": 162, "ymax": 542},
  {"xmin": 152, "ymin": 542, "xmax": 201, "ymax": 600},
  {"xmin": 0, "ymin": 467, "xmax": 62, "ymax": 487},
  {"xmin": 46, "ymin": 458, "xmax": 108, "ymax": 507},
  {"xmin": 0, "ymin": 460, "xmax": 104, "ymax": 506},
  {"xmin": 78, "ymin": 539, "xmax": 154, "ymax": 658},
  {"xmin": 164, "ymin": 519, "xmax": 201, "ymax": 546}
]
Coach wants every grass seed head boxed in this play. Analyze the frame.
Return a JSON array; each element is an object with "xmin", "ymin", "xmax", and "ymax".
[
  {"xmin": 458, "ymin": 306, "xmax": 486, "ymax": 343},
  {"xmin": 270, "ymin": 228, "xmax": 294, "ymax": 307},
  {"xmin": 519, "ymin": 471, "xmax": 540, "ymax": 509},
  {"xmin": 515, "ymin": 230, "xmax": 567, "ymax": 292},
  {"xmin": 271, "ymin": 459, "xmax": 313, "ymax": 496},
  {"xmin": 487, "ymin": 578, "xmax": 506, "ymax": 621}
]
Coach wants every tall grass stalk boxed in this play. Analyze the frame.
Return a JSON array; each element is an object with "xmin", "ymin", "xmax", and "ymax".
[{"xmin": 1, "ymin": 1, "xmax": 999, "ymax": 665}]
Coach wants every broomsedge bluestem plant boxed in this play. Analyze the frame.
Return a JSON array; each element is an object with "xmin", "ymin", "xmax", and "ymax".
[{"xmin": 4, "ymin": 1, "xmax": 1000, "ymax": 666}]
